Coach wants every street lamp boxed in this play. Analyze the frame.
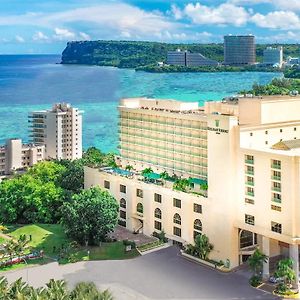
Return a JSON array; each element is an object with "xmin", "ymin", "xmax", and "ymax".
[{"xmin": 20, "ymin": 258, "xmax": 28, "ymax": 282}]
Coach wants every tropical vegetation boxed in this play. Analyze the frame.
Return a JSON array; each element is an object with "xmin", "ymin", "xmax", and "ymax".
[
  {"xmin": 247, "ymin": 249, "xmax": 268, "ymax": 287},
  {"xmin": 61, "ymin": 187, "xmax": 119, "ymax": 246},
  {"xmin": 274, "ymin": 258, "xmax": 296, "ymax": 295},
  {"xmin": 185, "ymin": 234, "xmax": 213, "ymax": 261},
  {"xmin": 0, "ymin": 277, "xmax": 114, "ymax": 300}
]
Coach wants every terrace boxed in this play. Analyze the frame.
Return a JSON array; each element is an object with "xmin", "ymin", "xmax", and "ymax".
[{"xmin": 100, "ymin": 166, "xmax": 208, "ymax": 197}]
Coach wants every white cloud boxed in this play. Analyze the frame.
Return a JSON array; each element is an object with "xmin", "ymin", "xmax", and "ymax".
[
  {"xmin": 32, "ymin": 31, "xmax": 49, "ymax": 41},
  {"xmin": 230, "ymin": 0, "xmax": 300, "ymax": 11},
  {"xmin": 15, "ymin": 35, "xmax": 25, "ymax": 43},
  {"xmin": 53, "ymin": 28, "xmax": 76, "ymax": 40},
  {"xmin": 183, "ymin": 2, "xmax": 249, "ymax": 26},
  {"xmin": 171, "ymin": 4, "xmax": 183, "ymax": 20},
  {"xmin": 79, "ymin": 32, "xmax": 91, "ymax": 41},
  {"xmin": 251, "ymin": 11, "xmax": 300, "ymax": 29}
]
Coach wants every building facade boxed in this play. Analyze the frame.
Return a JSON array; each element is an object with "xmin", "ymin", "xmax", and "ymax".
[
  {"xmin": 29, "ymin": 103, "xmax": 83, "ymax": 160},
  {"xmin": 85, "ymin": 96, "xmax": 300, "ymax": 284},
  {"xmin": 224, "ymin": 35, "xmax": 256, "ymax": 66},
  {"xmin": 263, "ymin": 47, "xmax": 283, "ymax": 67},
  {"xmin": 167, "ymin": 49, "xmax": 219, "ymax": 67},
  {"xmin": 0, "ymin": 138, "xmax": 45, "ymax": 176}
]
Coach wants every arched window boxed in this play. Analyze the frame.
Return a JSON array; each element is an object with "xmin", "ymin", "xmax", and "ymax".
[
  {"xmin": 173, "ymin": 213, "xmax": 181, "ymax": 225},
  {"xmin": 137, "ymin": 203, "xmax": 143, "ymax": 214},
  {"xmin": 194, "ymin": 219, "xmax": 202, "ymax": 231},
  {"xmin": 120, "ymin": 198, "xmax": 126, "ymax": 209},
  {"xmin": 154, "ymin": 208, "xmax": 162, "ymax": 219}
]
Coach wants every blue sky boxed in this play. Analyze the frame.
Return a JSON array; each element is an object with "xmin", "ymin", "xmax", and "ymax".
[{"xmin": 0, "ymin": 0, "xmax": 300, "ymax": 54}]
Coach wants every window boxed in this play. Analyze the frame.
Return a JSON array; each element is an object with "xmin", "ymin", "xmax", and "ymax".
[
  {"xmin": 250, "ymin": 133, "xmax": 253, "ymax": 136},
  {"xmin": 245, "ymin": 198, "xmax": 254, "ymax": 204},
  {"xmin": 173, "ymin": 213, "xmax": 181, "ymax": 225},
  {"xmin": 246, "ymin": 187, "xmax": 254, "ymax": 197},
  {"xmin": 294, "ymin": 127, "xmax": 297, "ymax": 131},
  {"xmin": 245, "ymin": 214, "xmax": 255, "ymax": 226},
  {"xmin": 271, "ymin": 159, "xmax": 281, "ymax": 169},
  {"xmin": 136, "ymin": 189, "xmax": 143, "ymax": 198},
  {"xmin": 154, "ymin": 208, "xmax": 162, "ymax": 219},
  {"xmin": 154, "ymin": 193, "xmax": 162, "ymax": 203},
  {"xmin": 271, "ymin": 222, "xmax": 282, "ymax": 233},
  {"xmin": 193, "ymin": 204, "xmax": 202, "ymax": 213},
  {"xmin": 245, "ymin": 155, "xmax": 254, "ymax": 164},
  {"xmin": 120, "ymin": 198, "xmax": 126, "ymax": 209},
  {"xmin": 120, "ymin": 210, "xmax": 126, "ymax": 219},
  {"xmin": 246, "ymin": 176, "xmax": 254, "ymax": 186},
  {"xmin": 265, "ymin": 130, "xmax": 268, "ymax": 134},
  {"xmin": 246, "ymin": 165, "xmax": 254, "ymax": 175},
  {"xmin": 104, "ymin": 180, "xmax": 110, "ymax": 189},
  {"xmin": 194, "ymin": 219, "xmax": 202, "ymax": 232},
  {"xmin": 280, "ymin": 129, "xmax": 282, "ymax": 133},
  {"xmin": 272, "ymin": 170, "xmax": 281, "ymax": 180},
  {"xmin": 265, "ymin": 141, "xmax": 268, "ymax": 145},
  {"xmin": 271, "ymin": 205, "xmax": 281, "ymax": 212},
  {"xmin": 137, "ymin": 203, "xmax": 143, "ymax": 214},
  {"xmin": 173, "ymin": 226, "xmax": 181, "ymax": 237},
  {"xmin": 173, "ymin": 198, "xmax": 181, "ymax": 208},
  {"xmin": 154, "ymin": 221, "xmax": 162, "ymax": 231},
  {"xmin": 272, "ymin": 193, "xmax": 281, "ymax": 203},
  {"xmin": 272, "ymin": 182, "xmax": 281, "ymax": 192},
  {"xmin": 120, "ymin": 184, "xmax": 126, "ymax": 193}
]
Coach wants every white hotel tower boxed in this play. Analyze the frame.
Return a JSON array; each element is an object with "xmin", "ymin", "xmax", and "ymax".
[
  {"xmin": 85, "ymin": 96, "xmax": 300, "ymax": 284},
  {"xmin": 29, "ymin": 103, "xmax": 83, "ymax": 160}
]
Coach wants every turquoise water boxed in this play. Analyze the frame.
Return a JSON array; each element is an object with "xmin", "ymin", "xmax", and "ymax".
[{"xmin": 0, "ymin": 55, "xmax": 281, "ymax": 152}]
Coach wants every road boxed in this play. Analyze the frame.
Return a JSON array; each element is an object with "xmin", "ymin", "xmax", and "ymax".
[{"xmin": 3, "ymin": 246, "xmax": 279, "ymax": 300}]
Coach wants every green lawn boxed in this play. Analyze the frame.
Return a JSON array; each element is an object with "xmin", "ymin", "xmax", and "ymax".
[
  {"xmin": 0, "ymin": 236, "xmax": 7, "ymax": 244},
  {"xmin": 7, "ymin": 224, "xmax": 69, "ymax": 258}
]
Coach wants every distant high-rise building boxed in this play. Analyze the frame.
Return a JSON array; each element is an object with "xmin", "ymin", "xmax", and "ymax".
[
  {"xmin": 263, "ymin": 47, "xmax": 283, "ymax": 67},
  {"xmin": 224, "ymin": 35, "xmax": 256, "ymax": 66},
  {"xmin": 167, "ymin": 49, "xmax": 219, "ymax": 67},
  {"xmin": 29, "ymin": 103, "xmax": 83, "ymax": 160},
  {"xmin": 0, "ymin": 138, "xmax": 45, "ymax": 176}
]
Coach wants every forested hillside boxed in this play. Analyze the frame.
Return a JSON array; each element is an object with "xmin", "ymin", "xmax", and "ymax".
[{"xmin": 61, "ymin": 40, "xmax": 300, "ymax": 69}]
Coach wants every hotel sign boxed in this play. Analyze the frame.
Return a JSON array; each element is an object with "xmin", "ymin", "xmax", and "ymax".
[{"xmin": 207, "ymin": 119, "xmax": 229, "ymax": 133}]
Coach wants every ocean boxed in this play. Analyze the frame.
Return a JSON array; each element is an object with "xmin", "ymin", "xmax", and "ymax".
[{"xmin": 0, "ymin": 54, "xmax": 281, "ymax": 152}]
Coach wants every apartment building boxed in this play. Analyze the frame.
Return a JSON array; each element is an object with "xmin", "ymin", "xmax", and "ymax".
[
  {"xmin": 85, "ymin": 96, "xmax": 300, "ymax": 285},
  {"xmin": 263, "ymin": 46, "xmax": 283, "ymax": 67},
  {"xmin": 29, "ymin": 103, "xmax": 83, "ymax": 160},
  {"xmin": 224, "ymin": 35, "xmax": 256, "ymax": 66},
  {"xmin": 166, "ymin": 49, "xmax": 186, "ymax": 66},
  {"xmin": 0, "ymin": 138, "xmax": 45, "ymax": 176}
]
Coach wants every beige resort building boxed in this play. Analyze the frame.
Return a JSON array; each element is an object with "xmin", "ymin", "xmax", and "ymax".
[{"xmin": 85, "ymin": 96, "xmax": 300, "ymax": 283}]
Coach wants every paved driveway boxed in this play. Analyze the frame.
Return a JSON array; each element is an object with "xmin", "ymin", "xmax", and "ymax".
[{"xmin": 3, "ymin": 247, "xmax": 279, "ymax": 300}]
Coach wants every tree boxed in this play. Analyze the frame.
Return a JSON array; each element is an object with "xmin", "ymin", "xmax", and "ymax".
[
  {"xmin": 173, "ymin": 178, "xmax": 190, "ymax": 192},
  {"xmin": 194, "ymin": 234, "xmax": 213, "ymax": 260},
  {"xmin": 61, "ymin": 187, "xmax": 119, "ymax": 245},
  {"xmin": 125, "ymin": 165, "xmax": 133, "ymax": 171},
  {"xmin": 248, "ymin": 249, "xmax": 268, "ymax": 277},
  {"xmin": 56, "ymin": 159, "xmax": 84, "ymax": 193},
  {"xmin": 275, "ymin": 258, "xmax": 296, "ymax": 293},
  {"xmin": 70, "ymin": 282, "xmax": 113, "ymax": 300},
  {"xmin": 141, "ymin": 168, "xmax": 153, "ymax": 176}
]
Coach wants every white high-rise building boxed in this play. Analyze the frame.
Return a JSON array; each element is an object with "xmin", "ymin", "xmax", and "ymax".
[
  {"xmin": 263, "ymin": 46, "xmax": 283, "ymax": 67},
  {"xmin": 29, "ymin": 103, "xmax": 83, "ymax": 160}
]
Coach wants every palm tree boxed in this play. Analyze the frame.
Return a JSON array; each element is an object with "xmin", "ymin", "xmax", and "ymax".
[
  {"xmin": 141, "ymin": 167, "xmax": 153, "ymax": 176},
  {"xmin": 0, "ymin": 276, "xmax": 9, "ymax": 300},
  {"xmin": 275, "ymin": 258, "xmax": 295, "ymax": 292},
  {"xmin": 248, "ymin": 249, "xmax": 268, "ymax": 278},
  {"xmin": 125, "ymin": 165, "xmax": 133, "ymax": 171},
  {"xmin": 70, "ymin": 282, "xmax": 114, "ymax": 299},
  {"xmin": 8, "ymin": 278, "xmax": 31, "ymax": 300},
  {"xmin": 194, "ymin": 234, "xmax": 213, "ymax": 260},
  {"xmin": 45, "ymin": 279, "xmax": 69, "ymax": 300}
]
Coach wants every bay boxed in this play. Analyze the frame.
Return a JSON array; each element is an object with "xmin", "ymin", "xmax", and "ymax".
[{"xmin": 0, "ymin": 54, "xmax": 281, "ymax": 152}]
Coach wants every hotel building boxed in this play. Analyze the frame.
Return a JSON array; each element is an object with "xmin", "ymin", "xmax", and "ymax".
[
  {"xmin": 224, "ymin": 35, "xmax": 256, "ymax": 66},
  {"xmin": 85, "ymin": 95, "xmax": 300, "ymax": 283},
  {"xmin": 29, "ymin": 103, "xmax": 83, "ymax": 160},
  {"xmin": 0, "ymin": 138, "xmax": 45, "ymax": 176},
  {"xmin": 263, "ymin": 47, "xmax": 283, "ymax": 68}
]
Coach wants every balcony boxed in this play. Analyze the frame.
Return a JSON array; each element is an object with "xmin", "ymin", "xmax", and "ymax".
[
  {"xmin": 271, "ymin": 176, "xmax": 281, "ymax": 181},
  {"xmin": 245, "ymin": 181, "xmax": 254, "ymax": 186},
  {"xmin": 246, "ymin": 170, "xmax": 254, "ymax": 175},
  {"xmin": 272, "ymin": 187, "xmax": 281, "ymax": 192},
  {"xmin": 272, "ymin": 198, "xmax": 281, "ymax": 204},
  {"xmin": 271, "ymin": 164, "xmax": 281, "ymax": 170},
  {"xmin": 246, "ymin": 192, "xmax": 254, "ymax": 197},
  {"xmin": 245, "ymin": 159, "xmax": 254, "ymax": 165}
]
